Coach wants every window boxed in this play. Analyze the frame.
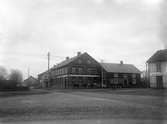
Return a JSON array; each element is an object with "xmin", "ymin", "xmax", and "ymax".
[
  {"xmin": 132, "ymin": 79, "xmax": 136, "ymax": 84},
  {"xmin": 72, "ymin": 67, "xmax": 76, "ymax": 73},
  {"xmin": 132, "ymin": 74, "xmax": 136, "ymax": 78},
  {"xmin": 156, "ymin": 63, "xmax": 161, "ymax": 72},
  {"xmin": 64, "ymin": 68, "xmax": 68, "ymax": 74},
  {"xmin": 87, "ymin": 68, "xmax": 91, "ymax": 74},
  {"xmin": 78, "ymin": 67, "xmax": 83, "ymax": 74},
  {"xmin": 110, "ymin": 79, "xmax": 114, "ymax": 84},
  {"xmin": 62, "ymin": 68, "xmax": 64, "ymax": 74},
  {"xmin": 114, "ymin": 73, "xmax": 118, "ymax": 78},
  {"xmin": 118, "ymin": 79, "xmax": 124, "ymax": 84},
  {"xmin": 123, "ymin": 74, "xmax": 128, "ymax": 78},
  {"xmin": 114, "ymin": 78, "xmax": 118, "ymax": 84},
  {"xmin": 60, "ymin": 68, "xmax": 61, "ymax": 74},
  {"xmin": 87, "ymin": 68, "xmax": 97, "ymax": 74},
  {"xmin": 60, "ymin": 68, "xmax": 62, "ymax": 74},
  {"xmin": 132, "ymin": 74, "xmax": 136, "ymax": 85},
  {"xmin": 61, "ymin": 68, "xmax": 63, "ymax": 74}
]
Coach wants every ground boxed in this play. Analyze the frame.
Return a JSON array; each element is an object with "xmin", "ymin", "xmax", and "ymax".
[{"xmin": 0, "ymin": 88, "xmax": 167, "ymax": 124}]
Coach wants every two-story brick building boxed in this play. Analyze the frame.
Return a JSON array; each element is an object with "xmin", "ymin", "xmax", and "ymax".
[
  {"xmin": 147, "ymin": 49, "xmax": 167, "ymax": 88},
  {"xmin": 38, "ymin": 52, "xmax": 101, "ymax": 88}
]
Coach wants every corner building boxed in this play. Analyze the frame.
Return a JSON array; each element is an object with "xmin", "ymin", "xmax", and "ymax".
[{"xmin": 50, "ymin": 52, "xmax": 101, "ymax": 88}]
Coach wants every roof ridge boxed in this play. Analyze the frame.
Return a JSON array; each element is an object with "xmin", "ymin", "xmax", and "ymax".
[
  {"xmin": 147, "ymin": 49, "xmax": 167, "ymax": 63},
  {"xmin": 101, "ymin": 63, "xmax": 141, "ymax": 73},
  {"xmin": 101, "ymin": 62, "xmax": 133, "ymax": 65},
  {"xmin": 38, "ymin": 52, "xmax": 88, "ymax": 75},
  {"xmin": 53, "ymin": 52, "xmax": 87, "ymax": 69}
]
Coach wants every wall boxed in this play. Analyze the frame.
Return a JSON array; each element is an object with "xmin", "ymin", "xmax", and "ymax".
[
  {"xmin": 103, "ymin": 72, "xmax": 141, "ymax": 88},
  {"xmin": 149, "ymin": 62, "xmax": 167, "ymax": 88}
]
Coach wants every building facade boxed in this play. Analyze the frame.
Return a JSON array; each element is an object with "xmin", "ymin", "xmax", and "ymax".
[
  {"xmin": 38, "ymin": 70, "xmax": 51, "ymax": 88},
  {"xmin": 23, "ymin": 76, "xmax": 40, "ymax": 88},
  {"xmin": 38, "ymin": 52, "xmax": 141, "ymax": 89},
  {"xmin": 101, "ymin": 62, "xmax": 141, "ymax": 88},
  {"xmin": 39, "ymin": 52, "xmax": 101, "ymax": 88},
  {"xmin": 147, "ymin": 49, "xmax": 167, "ymax": 88}
]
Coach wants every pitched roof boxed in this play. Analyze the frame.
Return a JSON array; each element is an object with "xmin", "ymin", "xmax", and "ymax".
[
  {"xmin": 38, "ymin": 52, "xmax": 88, "ymax": 76},
  {"xmin": 147, "ymin": 49, "xmax": 167, "ymax": 63},
  {"xmin": 24, "ymin": 76, "xmax": 38, "ymax": 82},
  {"xmin": 100, "ymin": 63, "xmax": 141, "ymax": 74},
  {"xmin": 53, "ymin": 55, "xmax": 78, "ymax": 69},
  {"xmin": 52, "ymin": 52, "xmax": 94, "ymax": 69},
  {"xmin": 38, "ymin": 69, "xmax": 51, "ymax": 77}
]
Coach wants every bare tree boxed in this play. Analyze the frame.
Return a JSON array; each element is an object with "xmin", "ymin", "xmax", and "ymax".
[
  {"xmin": 8, "ymin": 69, "xmax": 23, "ymax": 83},
  {"xmin": 0, "ymin": 66, "xmax": 8, "ymax": 80}
]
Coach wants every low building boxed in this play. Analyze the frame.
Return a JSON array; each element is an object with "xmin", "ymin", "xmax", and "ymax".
[
  {"xmin": 23, "ymin": 76, "xmax": 40, "ymax": 88},
  {"xmin": 100, "ymin": 62, "xmax": 141, "ymax": 88},
  {"xmin": 147, "ymin": 49, "xmax": 167, "ymax": 88}
]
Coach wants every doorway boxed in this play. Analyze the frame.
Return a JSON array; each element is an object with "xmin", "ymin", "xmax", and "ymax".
[
  {"xmin": 123, "ymin": 79, "xmax": 128, "ymax": 88},
  {"xmin": 156, "ymin": 76, "xmax": 163, "ymax": 89}
]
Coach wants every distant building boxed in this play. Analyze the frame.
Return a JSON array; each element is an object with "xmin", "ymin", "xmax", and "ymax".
[
  {"xmin": 38, "ymin": 52, "xmax": 141, "ymax": 89},
  {"xmin": 147, "ymin": 49, "xmax": 167, "ymax": 88},
  {"xmin": 100, "ymin": 62, "xmax": 141, "ymax": 88},
  {"xmin": 23, "ymin": 76, "xmax": 40, "ymax": 88},
  {"xmin": 38, "ymin": 70, "xmax": 51, "ymax": 88}
]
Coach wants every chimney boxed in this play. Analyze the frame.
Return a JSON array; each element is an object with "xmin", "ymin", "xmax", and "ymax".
[
  {"xmin": 66, "ymin": 57, "xmax": 69, "ymax": 60},
  {"xmin": 120, "ymin": 61, "xmax": 123, "ymax": 64},
  {"xmin": 77, "ymin": 51, "xmax": 81, "ymax": 56}
]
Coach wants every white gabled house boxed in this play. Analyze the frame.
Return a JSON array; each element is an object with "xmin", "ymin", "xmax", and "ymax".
[{"xmin": 147, "ymin": 49, "xmax": 167, "ymax": 88}]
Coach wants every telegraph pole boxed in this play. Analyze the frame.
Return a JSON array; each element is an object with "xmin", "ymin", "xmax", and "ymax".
[
  {"xmin": 101, "ymin": 60, "xmax": 104, "ymax": 88},
  {"xmin": 146, "ymin": 62, "xmax": 149, "ymax": 88},
  {"xmin": 47, "ymin": 52, "xmax": 50, "ymax": 70},
  {"xmin": 28, "ymin": 66, "xmax": 30, "ymax": 78},
  {"xmin": 47, "ymin": 52, "xmax": 51, "ymax": 88}
]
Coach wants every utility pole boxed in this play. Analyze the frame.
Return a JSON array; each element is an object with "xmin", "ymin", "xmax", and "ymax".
[
  {"xmin": 47, "ymin": 52, "xmax": 50, "ymax": 70},
  {"xmin": 47, "ymin": 52, "xmax": 51, "ymax": 88},
  {"xmin": 146, "ymin": 62, "xmax": 149, "ymax": 88},
  {"xmin": 28, "ymin": 66, "xmax": 30, "ymax": 78},
  {"xmin": 101, "ymin": 60, "xmax": 104, "ymax": 88}
]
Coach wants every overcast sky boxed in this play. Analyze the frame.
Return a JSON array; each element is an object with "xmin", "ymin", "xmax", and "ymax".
[{"xmin": 0, "ymin": 0, "xmax": 166, "ymax": 79}]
